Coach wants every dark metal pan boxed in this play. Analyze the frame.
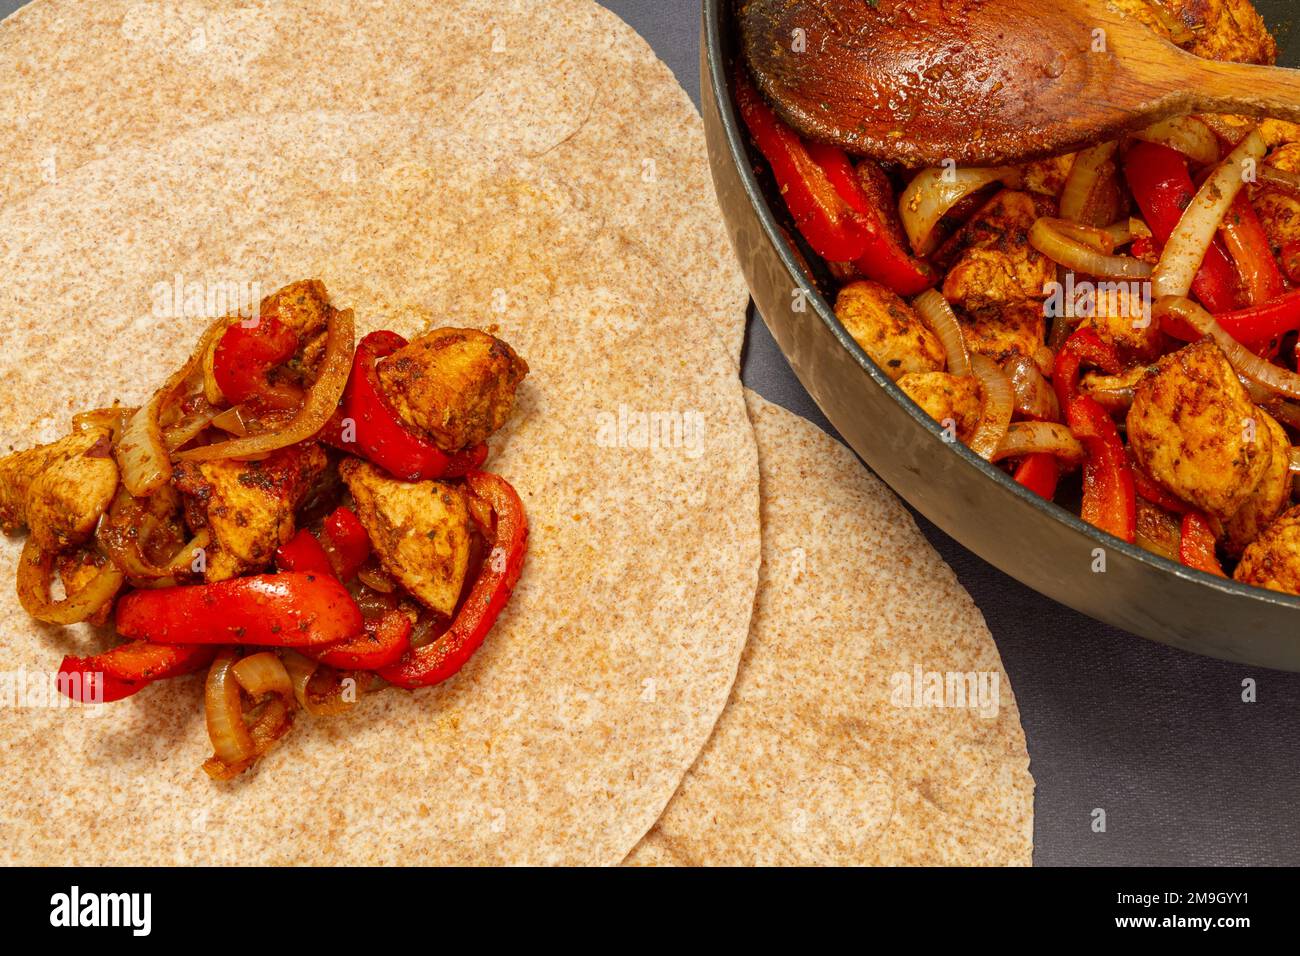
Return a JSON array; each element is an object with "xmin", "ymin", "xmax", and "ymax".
[{"xmin": 701, "ymin": 0, "xmax": 1300, "ymax": 670}]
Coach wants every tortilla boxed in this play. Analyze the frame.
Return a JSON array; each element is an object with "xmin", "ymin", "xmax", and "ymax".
[
  {"xmin": 626, "ymin": 392, "xmax": 1034, "ymax": 866},
  {"xmin": 0, "ymin": 0, "xmax": 749, "ymax": 362},
  {"xmin": 0, "ymin": 113, "xmax": 760, "ymax": 865}
]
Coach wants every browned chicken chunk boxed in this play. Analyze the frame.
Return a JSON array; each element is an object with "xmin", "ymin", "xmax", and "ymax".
[
  {"xmin": 960, "ymin": 301, "xmax": 1046, "ymax": 365},
  {"xmin": 1235, "ymin": 505, "xmax": 1300, "ymax": 595},
  {"xmin": 1115, "ymin": 0, "xmax": 1277, "ymax": 65},
  {"xmin": 377, "ymin": 328, "xmax": 529, "ymax": 452},
  {"xmin": 339, "ymin": 459, "xmax": 471, "ymax": 617},
  {"xmin": 259, "ymin": 279, "xmax": 332, "ymax": 340},
  {"xmin": 0, "ymin": 427, "xmax": 118, "ymax": 551},
  {"xmin": 1223, "ymin": 411, "xmax": 1292, "ymax": 556},
  {"xmin": 942, "ymin": 191, "xmax": 1056, "ymax": 313},
  {"xmin": 1255, "ymin": 143, "xmax": 1300, "ymax": 258},
  {"xmin": 173, "ymin": 443, "xmax": 328, "ymax": 581},
  {"xmin": 1126, "ymin": 340, "xmax": 1272, "ymax": 522},
  {"xmin": 897, "ymin": 372, "xmax": 983, "ymax": 441},
  {"xmin": 835, "ymin": 281, "xmax": 945, "ymax": 381}
]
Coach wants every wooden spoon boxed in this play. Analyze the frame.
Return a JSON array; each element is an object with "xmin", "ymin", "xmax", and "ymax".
[{"xmin": 741, "ymin": 0, "xmax": 1300, "ymax": 166}]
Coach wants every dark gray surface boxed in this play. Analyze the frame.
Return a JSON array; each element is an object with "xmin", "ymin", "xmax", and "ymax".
[{"xmin": 1, "ymin": 0, "xmax": 1297, "ymax": 866}]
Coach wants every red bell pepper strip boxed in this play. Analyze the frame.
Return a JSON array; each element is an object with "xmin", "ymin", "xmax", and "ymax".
[
  {"xmin": 1067, "ymin": 396, "xmax": 1136, "ymax": 543},
  {"xmin": 57, "ymin": 643, "xmax": 216, "ymax": 703},
  {"xmin": 337, "ymin": 331, "xmax": 455, "ymax": 481},
  {"xmin": 1131, "ymin": 462, "xmax": 1190, "ymax": 515},
  {"xmin": 443, "ymin": 442, "xmax": 490, "ymax": 478},
  {"xmin": 212, "ymin": 315, "xmax": 300, "ymax": 407},
  {"xmin": 116, "ymin": 573, "xmax": 363, "ymax": 647},
  {"xmin": 806, "ymin": 144, "xmax": 937, "ymax": 296},
  {"xmin": 321, "ymin": 506, "xmax": 371, "ymax": 582},
  {"xmin": 1179, "ymin": 511, "xmax": 1226, "ymax": 577},
  {"xmin": 307, "ymin": 609, "xmax": 412, "ymax": 670},
  {"xmin": 1220, "ymin": 194, "xmax": 1285, "ymax": 308},
  {"xmin": 1124, "ymin": 141, "xmax": 1240, "ymax": 316},
  {"xmin": 1013, "ymin": 453, "xmax": 1060, "ymax": 500},
  {"xmin": 1210, "ymin": 289, "xmax": 1300, "ymax": 349},
  {"xmin": 734, "ymin": 70, "xmax": 876, "ymax": 263},
  {"xmin": 378, "ymin": 472, "xmax": 528, "ymax": 689},
  {"xmin": 1052, "ymin": 328, "xmax": 1123, "ymax": 412},
  {"xmin": 275, "ymin": 528, "xmax": 335, "ymax": 577}
]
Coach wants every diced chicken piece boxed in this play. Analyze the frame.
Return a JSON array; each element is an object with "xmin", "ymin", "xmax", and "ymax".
[
  {"xmin": 835, "ymin": 281, "xmax": 945, "ymax": 381},
  {"xmin": 1235, "ymin": 505, "xmax": 1300, "ymax": 596},
  {"xmin": 960, "ymin": 301, "xmax": 1045, "ymax": 365},
  {"xmin": 339, "ymin": 459, "xmax": 471, "ymax": 617},
  {"xmin": 1076, "ymin": 284, "xmax": 1165, "ymax": 362},
  {"xmin": 1019, "ymin": 154, "xmax": 1076, "ymax": 198},
  {"xmin": 173, "ymin": 443, "xmax": 328, "ymax": 581},
  {"xmin": 1223, "ymin": 411, "xmax": 1292, "ymax": 556},
  {"xmin": 1126, "ymin": 340, "xmax": 1272, "ymax": 522},
  {"xmin": 1255, "ymin": 143, "xmax": 1300, "ymax": 257},
  {"xmin": 897, "ymin": 372, "xmax": 983, "ymax": 441},
  {"xmin": 941, "ymin": 191, "xmax": 1056, "ymax": 312},
  {"xmin": 377, "ymin": 328, "xmax": 529, "ymax": 452},
  {"xmin": 1114, "ymin": 0, "xmax": 1276, "ymax": 64},
  {"xmin": 259, "ymin": 279, "xmax": 332, "ymax": 340},
  {"xmin": 0, "ymin": 427, "xmax": 118, "ymax": 551}
]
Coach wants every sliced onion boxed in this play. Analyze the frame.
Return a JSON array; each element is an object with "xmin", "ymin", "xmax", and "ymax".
[
  {"xmin": 356, "ymin": 563, "xmax": 396, "ymax": 594},
  {"xmin": 1030, "ymin": 218, "xmax": 1154, "ymax": 279},
  {"xmin": 991, "ymin": 422, "xmax": 1086, "ymax": 464},
  {"xmin": 177, "ymin": 308, "xmax": 354, "ymax": 462},
  {"xmin": 913, "ymin": 289, "xmax": 970, "ymax": 376},
  {"xmin": 1060, "ymin": 141, "xmax": 1118, "ymax": 224},
  {"xmin": 116, "ymin": 319, "xmax": 224, "ymax": 495},
  {"xmin": 1102, "ymin": 217, "xmax": 1152, "ymax": 249},
  {"xmin": 232, "ymin": 652, "xmax": 293, "ymax": 700},
  {"xmin": 209, "ymin": 405, "xmax": 251, "ymax": 437},
  {"xmin": 1153, "ymin": 128, "xmax": 1268, "ymax": 300},
  {"xmin": 899, "ymin": 166, "xmax": 1017, "ymax": 256},
  {"xmin": 282, "ymin": 651, "xmax": 359, "ymax": 717},
  {"xmin": 162, "ymin": 408, "xmax": 218, "ymax": 452},
  {"xmin": 1133, "ymin": 116, "xmax": 1221, "ymax": 166},
  {"xmin": 203, "ymin": 651, "xmax": 255, "ymax": 776},
  {"xmin": 97, "ymin": 486, "xmax": 208, "ymax": 580},
  {"xmin": 72, "ymin": 407, "xmax": 134, "ymax": 442},
  {"xmin": 1004, "ymin": 354, "xmax": 1061, "ymax": 421},
  {"xmin": 16, "ymin": 536, "xmax": 124, "ymax": 625},
  {"xmin": 1081, "ymin": 382, "xmax": 1136, "ymax": 414},
  {"xmin": 1156, "ymin": 295, "xmax": 1300, "ymax": 399},
  {"xmin": 968, "ymin": 355, "xmax": 1014, "ymax": 460},
  {"xmin": 1289, "ymin": 447, "xmax": 1300, "ymax": 475}
]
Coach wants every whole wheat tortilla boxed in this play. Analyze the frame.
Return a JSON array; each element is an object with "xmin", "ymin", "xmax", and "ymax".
[
  {"xmin": 0, "ymin": 0, "xmax": 749, "ymax": 362},
  {"xmin": 0, "ymin": 112, "xmax": 760, "ymax": 865},
  {"xmin": 627, "ymin": 393, "xmax": 1034, "ymax": 866}
]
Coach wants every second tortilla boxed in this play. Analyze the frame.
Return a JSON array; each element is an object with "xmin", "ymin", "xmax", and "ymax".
[{"xmin": 627, "ymin": 392, "xmax": 1034, "ymax": 866}]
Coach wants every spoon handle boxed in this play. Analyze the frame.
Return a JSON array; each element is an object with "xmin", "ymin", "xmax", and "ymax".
[{"xmin": 1184, "ymin": 58, "xmax": 1300, "ymax": 126}]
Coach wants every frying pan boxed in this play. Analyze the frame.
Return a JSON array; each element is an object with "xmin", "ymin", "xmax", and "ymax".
[{"xmin": 701, "ymin": 0, "xmax": 1300, "ymax": 670}]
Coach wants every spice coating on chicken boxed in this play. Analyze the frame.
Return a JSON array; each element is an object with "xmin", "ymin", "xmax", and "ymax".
[
  {"xmin": 173, "ymin": 443, "xmax": 328, "ymax": 582},
  {"xmin": 1235, "ymin": 505, "xmax": 1300, "ymax": 595},
  {"xmin": 377, "ymin": 328, "xmax": 529, "ymax": 452},
  {"xmin": 835, "ymin": 280, "xmax": 945, "ymax": 381},
  {"xmin": 942, "ymin": 191, "xmax": 1056, "ymax": 313},
  {"xmin": 897, "ymin": 372, "xmax": 983, "ymax": 441},
  {"xmin": 0, "ymin": 427, "xmax": 118, "ymax": 551},
  {"xmin": 339, "ymin": 459, "xmax": 470, "ymax": 617},
  {"xmin": 1223, "ymin": 411, "xmax": 1292, "ymax": 557},
  {"xmin": 1126, "ymin": 340, "xmax": 1271, "ymax": 522}
]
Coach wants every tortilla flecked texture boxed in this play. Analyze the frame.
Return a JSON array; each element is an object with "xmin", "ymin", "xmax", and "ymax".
[
  {"xmin": 0, "ymin": 0, "xmax": 749, "ymax": 362},
  {"xmin": 626, "ymin": 393, "xmax": 1034, "ymax": 866},
  {"xmin": 0, "ymin": 114, "xmax": 760, "ymax": 865}
]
